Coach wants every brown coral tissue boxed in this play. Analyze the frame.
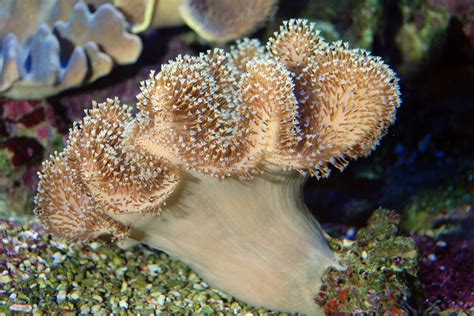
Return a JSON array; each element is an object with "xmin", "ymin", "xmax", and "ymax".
[{"xmin": 35, "ymin": 19, "xmax": 400, "ymax": 314}]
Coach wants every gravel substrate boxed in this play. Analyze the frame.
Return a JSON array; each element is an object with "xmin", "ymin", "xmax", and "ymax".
[{"xmin": 0, "ymin": 217, "xmax": 286, "ymax": 314}]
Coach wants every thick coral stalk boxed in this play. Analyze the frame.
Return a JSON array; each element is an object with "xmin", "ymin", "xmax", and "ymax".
[{"xmin": 117, "ymin": 171, "xmax": 338, "ymax": 314}]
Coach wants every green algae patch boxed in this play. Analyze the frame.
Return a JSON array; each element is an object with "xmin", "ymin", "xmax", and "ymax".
[
  {"xmin": 304, "ymin": 0, "xmax": 382, "ymax": 49},
  {"xmin": 317, "ymin": 209, "xmax": 422, "ymax": 314},
  {"xmin": 402, "ymin": 184, "xmax": 474, "ymax": 237},
  {"xmin": 396, "ymin": 0, "xmax": 451, "ymax": 75}
]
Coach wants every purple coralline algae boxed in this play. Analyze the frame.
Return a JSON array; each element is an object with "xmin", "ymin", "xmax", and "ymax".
[{"xmin": 416, "ymin": 235, "xmax": 474, "ymax": 312}]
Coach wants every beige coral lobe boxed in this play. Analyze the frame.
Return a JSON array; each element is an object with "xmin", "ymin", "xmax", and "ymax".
[
  {"xmin": 267, "ymin": 19, "xmax": 400, "ymax": 176},
  {"xmin": 65, "ymin": 98, "xmax": 179, "ymax": 215},
  {"xmin": 35, "ymin": 19, "xmax": 400, "ymax": 314},
  {"xmin": 34, "ymin": 151, "xmax": 131, "ymax": 243},
  {"xmin": 36, "ymin": 98, "xmax": 179, "ymax": 242}
]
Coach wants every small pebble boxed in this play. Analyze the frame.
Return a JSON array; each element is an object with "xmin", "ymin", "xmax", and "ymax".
[
  {"xmin": 157, "ymin": 295, "xmax": 166, "ymax": 306},
  {"xmin": 231, "ymin": 301, "xmax": 242, "ymax": 312},
  {"xmin": 57, "ymin": 289, "xmax": 67, "ymax": 303},
  {"xmin": 193, "ymin": 283, "xmax": 205, "ymax": 291},
  {"xmin": 0, "ymin": 274, "xmax": 11, "ymax": 284},
  {"xmin": 150, "ymin": 291, "xmax": 162, "ymax": 298},
  {"xmin": 91, "ymin": 304, "xmax": 102, "ymax": 313},
  {"xmin": 52, "ymin": 252, "xmax": 63, "ymax": 265},
  {"xmin": 120, "ymin": 281, "xmax": 128, "ymax": 292},
  {"xmin": 89, "ymin": 242, "xmax": 101, "ymax": 250},
  {"xmin": 119, "ymin": 300, "xmax": 128, "ymax": 309},
  {"xmin": 188, "ymin": 272, "xmax": 200, "ymax": 282},
  {"xmin": 24, "ymin": 260, "xmax": 32, "ymax": 268},
  {"xmin": 80, "ymin": 305, "xmax": 90, "ymax": 314},
  {"xmin": 10, "ymin": 304, "xmax": 32, "ymax": 313},
  {"xmin": 148, "ymin": 264, "xmax": 162, "ymax": 273},
  {"xmin": 92, "ymin": 294, "xmax": 103, "ymax": 302},
  {"xmin": 169, "ymin": 290, "xmax": 181, "ymax": 298},
  {"xmin": 199, "ymin": 305, "xmax": 214, "ymax": 313},
  {"xmin": 68, "ymin": 291, "xmax": 81, "ymax": 301}
]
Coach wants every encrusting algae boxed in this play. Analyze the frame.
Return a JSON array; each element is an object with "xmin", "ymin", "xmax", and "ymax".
[{"xmin": 35, "ymin": 19, "xmax": 403, "ymax": 314}]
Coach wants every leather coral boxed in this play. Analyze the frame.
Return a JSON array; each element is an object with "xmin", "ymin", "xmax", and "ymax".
[{"xmin": 35, "ymin": 19, "xmax": 400, "ymax": 314}]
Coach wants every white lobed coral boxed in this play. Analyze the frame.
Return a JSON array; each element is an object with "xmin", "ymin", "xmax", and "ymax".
[{"xmin": 0, "ymin": 0, "xmax": 141, "ymax": 99}]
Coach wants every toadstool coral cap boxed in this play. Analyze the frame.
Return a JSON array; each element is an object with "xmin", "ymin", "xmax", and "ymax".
[
  {"xmin": 135, "ymin": 19, "xmax": 400, "ymax": 178},
  {"xmin": 65, "ymin": 98, "xmax": 179, "ymax": 214}
]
